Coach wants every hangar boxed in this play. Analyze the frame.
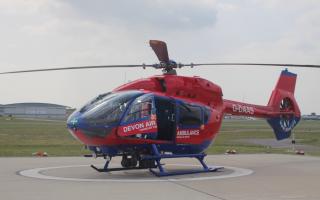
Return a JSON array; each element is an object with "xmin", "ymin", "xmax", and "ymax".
[
  {"xmin": 0, "ymin": 104, "xmax": 3, "ymax": 116},
  {"xmin": 0, "ymin": 103, "xmax": 68, "ymax": 120}
]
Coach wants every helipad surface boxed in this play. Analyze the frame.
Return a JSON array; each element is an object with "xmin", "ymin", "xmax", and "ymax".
[{"xmin": 1, "ymin": 154, "xmax": 320, "ymax": 200}]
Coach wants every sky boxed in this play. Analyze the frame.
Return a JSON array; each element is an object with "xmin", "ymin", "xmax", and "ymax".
[{"xmin": 0, "ymin": 0, "xmax": 319, "ymax": 114}]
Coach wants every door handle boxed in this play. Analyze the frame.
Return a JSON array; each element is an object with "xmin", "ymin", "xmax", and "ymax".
[{"xmin": 171, "ymin": 113, "xmax": 175, "ymax": 122}]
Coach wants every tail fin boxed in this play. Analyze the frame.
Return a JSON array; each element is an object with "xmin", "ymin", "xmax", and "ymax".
[{"xmin": 267, "ymin": 69, "xmax": 301, "ymax": 140}]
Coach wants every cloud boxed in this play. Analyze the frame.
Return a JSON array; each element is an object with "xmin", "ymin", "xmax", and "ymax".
[
  {"xmin": 65, "ymin": 0, "xmax": 218, "ymax": 30},
  {"xmin": 0, "ymin": 0, "xmax": 319, "ymax": 114}
]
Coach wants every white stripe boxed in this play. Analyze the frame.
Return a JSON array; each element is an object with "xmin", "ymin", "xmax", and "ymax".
[{"xmin": 18, "ymin": 164, "xmax": 253, "ymax": 183}]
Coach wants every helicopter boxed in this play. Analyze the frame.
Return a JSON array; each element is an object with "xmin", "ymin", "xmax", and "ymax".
[{"xmin": 1, "ymin": 40, "xmax": 320, "ymax": 176}]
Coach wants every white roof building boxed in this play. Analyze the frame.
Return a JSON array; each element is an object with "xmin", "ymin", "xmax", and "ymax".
[{"xmin": 1, "ymin": 103, "xmax": 68, "ymax": 119}]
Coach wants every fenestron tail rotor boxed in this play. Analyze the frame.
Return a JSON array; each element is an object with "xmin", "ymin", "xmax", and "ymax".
[{"xmin": 0, "ymin": 40, "xmax": 320, "ymax": 75}]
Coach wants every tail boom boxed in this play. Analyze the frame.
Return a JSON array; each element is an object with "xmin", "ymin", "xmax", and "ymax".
[
  {"xmin": 223, "ymin": 69, "xmax": 301, "ymax": 140},
  {"xmin": 223, "ymin": 100, "xmax": 290, "ymax": 118}
]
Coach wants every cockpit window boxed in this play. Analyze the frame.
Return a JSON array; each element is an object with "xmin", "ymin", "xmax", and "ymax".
[
  {"xmin": 81, "ymin": 91, "xmax": 143, "ymax": 126},
  {"xmin": 80, "ymin": 92, "xmax": 111, "ymax": 113},
  {"xmin": 122, "ymin": 94, "xmax": 153, "ymax": 123}
]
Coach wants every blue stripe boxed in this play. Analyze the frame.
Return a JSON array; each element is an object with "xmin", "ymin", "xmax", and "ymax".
[{"xmin": 91, "ymin": 140, "xmax": 213, "ymax": 156}]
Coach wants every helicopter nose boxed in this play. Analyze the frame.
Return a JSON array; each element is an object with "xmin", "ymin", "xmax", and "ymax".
[{"xmin": 67, "ymin": 110, "xmax": 80, "ymax": 129}]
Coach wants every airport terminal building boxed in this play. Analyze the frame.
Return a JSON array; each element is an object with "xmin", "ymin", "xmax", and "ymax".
[
  {"xmin": 0, "ymin": 103, "xmax": 68, "ymax": 120},
  {"xmin": 0, "ymin": 104, "xmax": 3, "ymax": 116}
]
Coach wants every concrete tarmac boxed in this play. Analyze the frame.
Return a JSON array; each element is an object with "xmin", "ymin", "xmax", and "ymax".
[{"xmin": 1, "ymin": 154, "xmax": 320, "ymax": 200}]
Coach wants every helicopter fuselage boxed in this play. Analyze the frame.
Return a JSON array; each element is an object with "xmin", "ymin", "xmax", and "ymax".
[
  {"xmin": 67, "ymin": 70, "xmax": 301, "ymax": 157},
  {"xmin": 67, "ymin": 74, "xmax": 224, "ymax": 155}
]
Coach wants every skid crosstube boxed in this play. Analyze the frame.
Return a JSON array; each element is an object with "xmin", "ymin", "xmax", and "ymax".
[{"xmin": 91, "ymin": 144, "xmax": 223, "ymax": 177}]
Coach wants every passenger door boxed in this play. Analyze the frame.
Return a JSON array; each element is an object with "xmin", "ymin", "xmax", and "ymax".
[
  {"xmin": 117, "ymin": 94, "xmax": 158, "ymax": 139},
  {"xmin": 176, "ymin": 101, "xmax": 203, "ymax": 142},
  {"xmin": 154, "ymin": 96, "xmax": 176, "ymax": 141}
]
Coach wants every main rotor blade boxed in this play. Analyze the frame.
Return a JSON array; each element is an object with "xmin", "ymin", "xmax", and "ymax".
[
  {"xmin": 149, "ymin": 40, "xmax": 170, "ymax": 63},
  {"xmin": 2, "ymin": 62, "xmax": 319, "ymax": 75},
  {"xmin": 185, "ymin": 63, "xmax": 320, "ymax": 68},
  {"xmin": 0, "ymin": 64, "xmax": 153, "ymax": 75}
]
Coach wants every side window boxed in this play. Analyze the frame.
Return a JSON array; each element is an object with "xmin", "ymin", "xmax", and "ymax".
[
  {"xmin": 123, "ymin": 95, "xmax": 153, "ymax": 123},
  {"xmin": 178, "ymin": 103, "xmax": 202, "ymax": 127},
  {"xmin": 203, "ymin": 107, "xmax": 211, "ymax": 124}
]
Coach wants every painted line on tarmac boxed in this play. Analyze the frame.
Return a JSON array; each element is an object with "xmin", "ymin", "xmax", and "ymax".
[{"xmin": 18, "ymin": 164, "xmax": 253, "ymax": 183}]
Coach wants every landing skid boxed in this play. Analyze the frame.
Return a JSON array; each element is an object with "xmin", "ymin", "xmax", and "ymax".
[
  {"xmin": 90, "ymin": 144, "xmax": 223, "ymax": 177},
  {"xmin": 146, "ymin": 144, "xmax": 223, "ymax": 177},
  {"xmin": 91, "ymin": 165, "xmax": 156, "ymax": 172},
  {"xmin": 90, "ymin": 155, "xmax": 158, "ymax": 173},
  {"xmin": 149, "ymin": 167, "xmax": 220, "ymax": 177}
]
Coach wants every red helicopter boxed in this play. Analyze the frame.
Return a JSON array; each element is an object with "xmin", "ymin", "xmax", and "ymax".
[{"xmin": 1, "ymin": 40, "xmax": 319, "ymax": 176}]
